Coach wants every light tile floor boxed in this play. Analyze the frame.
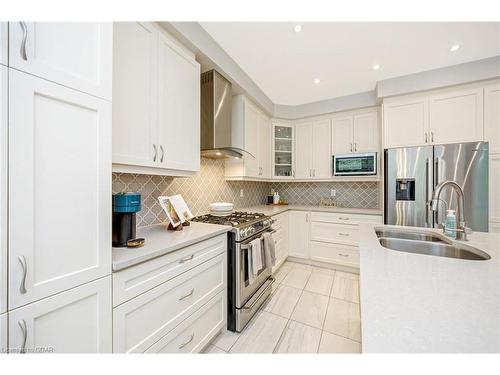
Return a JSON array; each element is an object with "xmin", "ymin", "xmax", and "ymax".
[{"xmin": 205, "ymin": 261, "xmax": 362, "ymax": 354}]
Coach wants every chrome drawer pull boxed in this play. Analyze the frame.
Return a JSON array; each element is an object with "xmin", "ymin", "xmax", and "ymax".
[
  {"xmin": 179, "ymin": 254, "xmax": 194, "ymax": 263},
  {"xmin": 19, "ymin": 320, "xmax": 27, "ymax": 353},
  {"xmin": 338, "ymin": 253, "xmax": 349, "ymax": 257},
  {"xmin": 338, "ymin": 217, "xmax": 350, "ymax": 221},
  {"xmin": 178, "ymin": 333, "xmax": 194, "ymax": 349},
  {"xmin": 152, "ymin": 144, "xmax": 157, "ymax": 162},
  {"xmin": 19, "ymin": 22, "xmax": 28, "ymax": 60},
  {"xmin": 338, "ymin": 233, "xmax": 350, "ymax": 236},
  {"xmin": 160, "ymin": 145, "xmax": 164, "ymax": 163},
  {"xmin": 179, "ymin": 288, "xmax": 194, "ymax": 301},
  {"xmin": 18, "ymin": 255, "xmax": 27, "ymax": 294}
]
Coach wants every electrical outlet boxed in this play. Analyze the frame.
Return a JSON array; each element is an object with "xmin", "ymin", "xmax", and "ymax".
[
  {"xmin": 240, "ymin": 189, "xmax": 244, "ymax": 198},
  {"xmin": 330, "ymin": 189, "xmax": 336, "ymax": 197}
]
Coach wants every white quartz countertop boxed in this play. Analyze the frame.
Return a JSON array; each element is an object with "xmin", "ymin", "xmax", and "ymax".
[
  {"xmin": 241, "ymin": 205, "xmax": 383, "ymax": 217},
  {"xmin": 359, "ymin": 224, "xmax": 500, "ymax": 353},
  {"xmin": 112, "ymin": 222, "xmax": 231, "ymax": 271}
]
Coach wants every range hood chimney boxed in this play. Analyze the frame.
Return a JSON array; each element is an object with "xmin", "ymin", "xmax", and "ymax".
[{"xmin": 200, "ymin": 70, "xmax": 253, "ymax": 160}]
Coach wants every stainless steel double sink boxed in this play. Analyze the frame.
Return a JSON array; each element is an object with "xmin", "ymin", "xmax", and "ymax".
[{"xmin": 375, "ymin": 229, "xmax": 490, "ymax": 261}]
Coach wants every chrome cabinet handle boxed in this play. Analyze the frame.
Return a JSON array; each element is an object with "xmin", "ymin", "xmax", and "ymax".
[
  {"xmin": 179, "ymin": 288, "xmax": 194, "ymax": 301},
  {"xmin": 178, "ymin": 333, "xmax": 194, "ymax": 349},
  {"xmin": 338, "ymin": 233, "xmax": 350, "ymax": 236},
  {"xmin": 338, "ymin": 217, "xmax": 350, "ymax": 221},
  {"xmin": 350, "ymin": 143, "xmax": 353, "ymax": 152},
  {"xmin": 18, "ymin": 320, "xmax": 27, "ymax": 353},
  {"xmin": 152, "ymin": 144, "xmax": 157, "ymax": 162},
  {"xmin": 338, "ymin": 253, "xmax": 349, "ymax": 257},
  {"xmin": 160, "ymin": 145, "xmax": 164, "ymax": 163},
  {"xmin": 354, "ymin": 143, "xmax": 357, "ymax": 152},
  {"xmin": 18, "ymin": 255, "xmax": 27, "ymax": 294},
  {"xmin": 313, "ymin": 169, "xmax": 316, "ymax": 177},
  {"xmin": 19, "ymin": 22, "xmax": 28, "ymax": 61},
  {"xmin": 179, "ymin": 254, "xmax": 194, "ymax": 263},
  {"xmin": 424, "ymin": 132, "xmax": 428, "ymax": 143},
  {"xmin": 431, "ymin": 132, "xmax": 434, "ymax": 143}
]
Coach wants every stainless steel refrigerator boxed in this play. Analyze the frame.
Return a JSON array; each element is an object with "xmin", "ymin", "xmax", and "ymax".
[{"xmin": 384, "ymin": 142, "xmax": 489, "ymax": 231}]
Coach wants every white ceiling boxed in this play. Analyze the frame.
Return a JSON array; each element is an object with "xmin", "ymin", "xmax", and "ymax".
[{"xmin": 200, "ymin": 22, "xmax": 500, "ymax": 106}]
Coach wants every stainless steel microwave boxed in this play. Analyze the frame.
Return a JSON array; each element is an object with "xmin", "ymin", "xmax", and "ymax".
[{"xmin": 333, "ymin": 152, "xmax": 377, "ymax": 176}]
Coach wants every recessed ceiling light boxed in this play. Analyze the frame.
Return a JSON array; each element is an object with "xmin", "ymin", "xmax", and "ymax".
[
  {"xmin": 314, "ymin": 78, "xmax": 321, "ymax": 84},
  {"xmin": 373, "ymin": 64, "xmax": 380, "ymax": 71},
  {"xmin": 294, "ymin": 24, "xmax": 302, "ymax": 33},
  {"xmin": 450, "ymin": 44, "xmax": 461, "ymax": 52},
  {"xmin": 215, "ymin": 152, "xmax": 221, "ymax": 156}
]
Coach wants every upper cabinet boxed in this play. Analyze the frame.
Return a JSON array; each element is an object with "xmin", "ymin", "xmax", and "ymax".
[
  {"xmin": 0, "ymin": 23, "xmax": 7, "ymax": 66},
  {"xmin": 0, "ymin": 66, "xmax": 6, "ymax": 314},
  {"xmin": 485, "ymin": 82, "xmax": 500, "ymax": 154},
  {"xmin": 332, "ymin": 109, "xmax": 379, "ymax": 154},
  {"xmin": 383, "ymin": 83, "xmax": 485, "ymax": 149},
  {"xmin": 225, "ymin": 95, "xmax": 271, "ymax": 179},
  {"xmin": 295, "ymin": 119, "xmax": 331, "ymax": 179},
  {"xmin": 112, "ymin": 22, "xmax": 200, "ymax": 176},
  {"xmin": 272, "ymin": 122, "xmax": 294, "ymax": 179},
  {"xmin": 9, "ymin": 22, "xmax": 112, "ymax": 100}
]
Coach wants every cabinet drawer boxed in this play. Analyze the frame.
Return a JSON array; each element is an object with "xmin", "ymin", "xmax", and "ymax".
[
  {"xmin": 113, "ymin": 234, "xmax": 226, "ymax": 306},
  {"xmin": 310, "ymin": 241, "xmax": 359, "ymax": 268},
  {"xmin": 113, "ymin": 254, "xmax": 225, "ymax": 353},
  {"xmin": 145, "ymin": 291, "xmax": 225, "ymax": 353},
  {"xmin": 310, "ymin": 212, "xmax": 382, "ymax": 225},
  {"xmin": 311, "ymin": 222, "xmax": 359, "ymax": 246}
]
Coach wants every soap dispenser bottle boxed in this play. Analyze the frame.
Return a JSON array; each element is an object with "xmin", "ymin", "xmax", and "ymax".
[{"xmin": 444, "ymin": 209, "xmax": 456, "ymax": 238}]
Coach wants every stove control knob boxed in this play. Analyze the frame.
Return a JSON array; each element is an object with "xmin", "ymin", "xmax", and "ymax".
[
  {"xmin": 240, "ymin": 228, "xmax": 248, "ymax": 238},
  {"xmin": 248, "ymin": 227, "xmax": 255, "ymax": 236}
]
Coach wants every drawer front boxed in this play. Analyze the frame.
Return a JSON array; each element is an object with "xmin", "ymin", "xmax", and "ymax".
[
  {"xmin": 113, "ymin": 254, "xmax": 226, "ymax": 353},
  {"xmin": 311, "ymin": 222, "xmax": 359, "ymax": 246},
  {"xmin": 310, "ymin": 241, "xmax": 359, "ymax": 268},
  {"xmin": 145, "ymin": 292, "xmax": 225, "ymax": 353},
  {"xmin": 310, "ymin": 212, "xmax": 382, "ymax": 225},
  {"xmin": 113, "ymin": 234, "xmax": 226, "ymax": 306}
]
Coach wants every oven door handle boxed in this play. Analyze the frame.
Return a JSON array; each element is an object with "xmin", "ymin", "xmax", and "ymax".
[
  {"xmin": 241, "ymin": 277, "xmax": 275, "ymax": 310},
  {"xmin": 240, "ymin": 229, "xmax": 277, "ymax": 249}
]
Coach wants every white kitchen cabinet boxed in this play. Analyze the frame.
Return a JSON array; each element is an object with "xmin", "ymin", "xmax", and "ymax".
[
  {"xmin": 272, "ymin": 212, "xmax": 289, "ymax": 272},
  {"xmin": 0, "ymin": 22, "xmax": 7, "ymax": 66},
  {"xmin": 429, "ymin": 87, "xmax": 483, "ymax": 145},
  {"xmin": 294, "ymin": 121, "xmax": 313, "ymax": 179},
  {"xmin": 157, "ymin": 31, "xmax": 200, "ymax": 172},
  {"xmin": 331, "ymin": 116, "xmax": 353, "ymax": 155},
  {"xmin": 312, "ymin": 119, "xmax": 332, "ymax": 178},
  {"xmin": 9, "ymin": 22, "xmax": 112, "ymax": 100},
  {"xmin": 272, "ymin": 122, "xmax": 294, "ymax": 178},
  {"xmin": 485, "ymin": 82, "xmax": 500, "ymax": 154},
  {"xmin": 0, "ymin": 66, "xmax": 6, "ymax": 314},
  {"xmin": 9, "ymin": 276, "xmax": 112, "ymax": 353},
  {"xmin": 112, "ymin": 22, "xmax": 158, "ymax": 168},
  {"xmin": 113, "ymin": 22, "xmax": 200, "ymax": 176},
  {"xmin": 383, "ymin": 94, "xmax": 429, "ymax": 148},
  {"xmin": 490, "ymin": 154, "xmax": 500, "ymax": 231},
  {"xmin": 8, "ymin": 70, "xmax": 111, "ymax": 309},
  {"xmin": 226, "ymin": 95, "xmax": 271, "ymax": 179},
  {"xmin": 288, "ymin": 211, "xmax": 310, "ymax": 259},
  {"xmin": 0, "ymin": 312, "xmax": 6, "ymax": 352}
]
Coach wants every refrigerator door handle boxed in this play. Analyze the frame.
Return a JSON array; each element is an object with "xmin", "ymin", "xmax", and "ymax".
[{"xmin": 426, "ymin": 158, "xmax": 433, "ymax": 226}]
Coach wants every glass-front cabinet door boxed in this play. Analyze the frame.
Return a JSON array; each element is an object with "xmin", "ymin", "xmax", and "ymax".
[{"xmin": 272, "ymin": 123, "xmax": 294, "ymax": 178}]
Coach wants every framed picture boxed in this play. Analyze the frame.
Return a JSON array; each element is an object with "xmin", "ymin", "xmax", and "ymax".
[{"xmin": 158, "ymin": 196, "xmax": 182, "ymax": 228}]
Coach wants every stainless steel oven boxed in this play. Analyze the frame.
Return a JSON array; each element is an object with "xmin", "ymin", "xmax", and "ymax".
[
  {"xmin": 333, "ymin": 152, "xmax": 377, "ymax": 176},
  {"xmin": 232, "ymin": 227, "xmax": 275, "ymax": 332}
]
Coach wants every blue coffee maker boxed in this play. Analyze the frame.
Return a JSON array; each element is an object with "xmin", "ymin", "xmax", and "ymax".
[{"xmin": 112, "ymin": 192, "xmax": 141, "ymax": 247}]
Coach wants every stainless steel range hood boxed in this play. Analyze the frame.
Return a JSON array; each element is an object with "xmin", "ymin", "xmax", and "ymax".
[{"xmin": 200, "ymin": 70, "xmax": 253, "ymax": 160}]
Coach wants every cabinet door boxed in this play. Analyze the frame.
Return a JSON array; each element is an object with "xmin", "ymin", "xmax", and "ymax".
[
  {"xmin": 244, "ymin": 101, "xmax": 260, "ymax": 177},
  {"xmin": 0, "ymin": 22, "xmax": 7, "ymax": 66},
  {"xmin": 485, "ymin": 83, "xmax": 500, "ymax": 154},
  {"xmin": 9, "ymin": 277, "xmax": 112, "ymax": 353},
  {"xmin": 158, "ymin": 32, "xmax": 200, "ymax": 172},
  {"xmin": 9, "ymin": 70, "xmax": 111, "ymax": 309},
  {"xmin": 353, "ymin": 111, "xmax": 379, "ymax": 152},
  {"xmin": 258, "ymin": 114, "xmax": 271, "ymax": 178},
  {"xmin": 490, "ymin": 154, "xmax": 500, "ymax": 228},
  {"xmin": 9, "ymin": 22, "xmax": 112, "ymax": 100},
  {"xmin": 312, "ymin": 119, "xmax": 332, "ymax": 178},
  {"xmin": 112, "ymin": 22, "xmax": 158, "ymax": 168},
  {"xmin": 331, "ymin": 116, "xmax": 353, "ymax": 155},
  {"xmin": 0, "ymin": 312, "xmax": 6, "ymax": 352},
  {"xmin": 429, "ymin": 87, "xmax": 483, "ymax": 145},
  {"xmin": 295, "ymin": 122, "xmax": 313, "ymax": 179},
  {"xmin": 288, "ymin": 211, "xmax": 310, "ymax": 259},
  {"xmin": 0, "ymin": 66, "xmax": 6, "ymax": 314},
  {"xmin": 383, "ymin": 96, "xmax": 428, "ymax": 148}
]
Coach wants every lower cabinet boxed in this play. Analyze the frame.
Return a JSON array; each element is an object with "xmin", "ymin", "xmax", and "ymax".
[
  {"xmin": 112, "ymin": 235, "xmax": 227, "ymax": 354},
  {"xmin": 310, "ymin": 242, "xmax": 360, "ymax": 268},
  {"xmin": 490, "ymin": 154, "xmax": 500, "ymax": 232},
  {"xmin": 272, "ymin": 212, "xmax": 289, "ymax": 272},
  {"xmin": 8, "ymin": 276, "xmax": 112, "ymax": 354},
  {"xmin": 0, "ymin": 312, "xmax": 6, "ymax": 353},
  {"xmin": 288, "ymin": 211, "xmax": 310, "ymax": 259}
]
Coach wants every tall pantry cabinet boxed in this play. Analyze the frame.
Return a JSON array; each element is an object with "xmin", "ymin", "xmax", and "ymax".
[
  {"xmin": 3, "ymin": 22, "xmax": 113, "ymax": 353},
  {"xmin": 1, "ymin": 24, "xmax": 7, "ymax": 352}
]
